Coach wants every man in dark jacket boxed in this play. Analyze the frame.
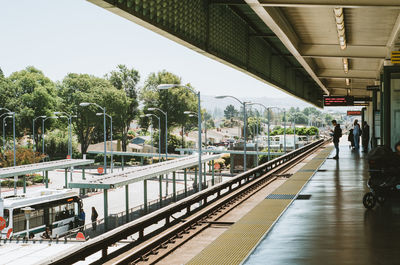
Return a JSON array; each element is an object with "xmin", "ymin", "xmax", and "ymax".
[
  {"xmin": 331, "ymin": 120, "xmax": 341, "ymax": 159},
  {"xmin": 362, "ymin": 121, "xmax": 370, "ymax": 152}
]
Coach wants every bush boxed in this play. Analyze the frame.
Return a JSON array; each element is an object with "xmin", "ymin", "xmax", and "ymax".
[
  {"xmin": 45, "ymin": 129, "xmax": 78, "ymax": 158},
  {"xmin": 221, "ymin": 153, "xmax": 230, "ymax": 168},
  {"xmin": 0, "ymin": 147, "xmax": 45, "ymax": 168}
]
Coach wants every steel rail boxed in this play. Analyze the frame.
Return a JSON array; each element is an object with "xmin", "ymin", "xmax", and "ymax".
[{"xmin": 43, "ymin": 139, "xmax": 328, "ymax": 265}]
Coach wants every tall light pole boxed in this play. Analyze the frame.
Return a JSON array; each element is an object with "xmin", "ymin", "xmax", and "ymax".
[
  {"xmin": 0, "ymin": 108, "xmax": 15, "ymax": 167},
  {"xmin": 1, "ymin": 114, "xmax": 10, "ymax": 151},
  {"xmin": 80, "ymin": 102, "xmax": 107, "ymax": 174},
  {"xmin": 142, "ymin": 114, "xmax": 161, "ymax": 162},
  {"xmin": 32, "ymin": 115, "xmax": 46, "ymax": 160},
  {"xmin": 216, "ymin": 96, "xmax": 249, "ymax": 171},
  {"xmin": 97, "ymin": 112, "xmax": 113, "ymax": 172},
  {"xmin": 54, "ymin": 112, "xmax": 76, "ymax": 159},
  {"xmin": 42, "ymin": 116, "xmax": 58, "ymax": 157},
  {"xmin": 247, "ymin": 103, "xmax": 284, "ymax": 161},
  {"xmin": 157, "ymin": 84, "xmax": 203, "ymax": 191},
  {"xmin": 283, "ymin": 110, "xmax": 287, "ymax": 153}
]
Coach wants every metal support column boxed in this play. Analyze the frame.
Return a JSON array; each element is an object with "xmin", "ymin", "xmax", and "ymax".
[
  {"xmin": 104, "ymin": 189, "xmax": 108, "ymax": 231},
  {"xmin": 184, "ymin": 168, "xmax": 187, "ymax": 196},
  {"xmin": 172, "ymin": 172, "xmax": 176, "ymax": 202},
  {"xmin": 23, "ymin": 175, "xmax": 26, "ymax": 193},
  {"xmin": 194, "ymin": 167, "xmax": 198, "ymax": 191},
  {"xmin": 45, "ymin": 171, "xmax": 48, "ymax": 188},
  {"xmin": 64, "ymin": 168, "xmax": 68, "ymax": 188},
  {"xmin": 212, "ymin": 160, "xmax": 215, "ymax": 186},
  {"xmin": 159, "ymin": 175, "xmax": 162, "ymax": 207},
  {"xmin": 203, "ymin": 162, "xmax": 206, "ymax": 185},
  {"xmin": 121, "ymin": 156, "xmax": 124, "ymax": 171},
  {"xmin": 82, "ymin": 168, "xmax": 86, "ymax": 180},
  {"xmin": 125, "ymin": 185, "xmax": 129, "ymax": 222},
  {"xmin": 140, "ymin": 157, "xmax": 144, "ymax": 165},
  {"xmin": 230, "ymin": 155, "xmax": 234, "ymax": 174},
  {"xmin": 143, "ymin": 180, "xmax": 148, "ymax": 212}
]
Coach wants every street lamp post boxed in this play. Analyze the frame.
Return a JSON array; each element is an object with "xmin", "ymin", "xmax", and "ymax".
[
  {"xmin": 32, "ymin": 116, "xmax": 46, "ymax": 160},
  {"xmin": 22, "ymin": 207, "xmax": 34, "ymax": 239},
  {"xmin": 0, "ymin": 108, "xmax": 16, "ymax": 167},
  {"xmin": 216, "ymin": 96, "xmax": 249, "ymax": 172},
  {"xmin": 157, "ymin": 84, "xmax": 203, "ymax": 191},
  {"xmin": 42, "ymin": 116, "xmax": 58, "ymax": 157},
  {"xmin": 54, "ymin": 112, "xmax": 77, "ymax": 159},
  {"xmin": 96, "ymin": 113, "xmax": 113, "ymax": 172},
  {"xmin": 142, "ymin": 114, "xmax": 161, "ymax": 162},
  {"xmin": 80, "ymin": 102, "xmax": 107, "ymax": 174},
  {"xmin": 283, "ymin": 110, "xmax": 287, "ymax": 153},
  {"xmin": 2, "ymin": 115, "xmax": 11, "ymax": 151}
]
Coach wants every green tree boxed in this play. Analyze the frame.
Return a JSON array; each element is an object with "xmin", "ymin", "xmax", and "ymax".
[
  {"xmin": 139, "ymin": 70, "xmax": 197, "ymax": 153},
  {"xmin": 0, "ymin": 66, "xmax": 59, "ymax": 150},
  {"xmin": 58, "ymin": 73, "xmax": 130, "ymax": 154},
  {"xmin": 224, "ymin": 104, "xmax": 238, "ymax": 119},
  {"xmin": 106, "ymin": 65, "xmax": 140, "ymax": 151}
]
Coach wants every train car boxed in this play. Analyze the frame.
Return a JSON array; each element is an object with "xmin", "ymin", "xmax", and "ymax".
[{"xmin": 0, "ymin": 189, "xmax": 82, "ymax": 239}]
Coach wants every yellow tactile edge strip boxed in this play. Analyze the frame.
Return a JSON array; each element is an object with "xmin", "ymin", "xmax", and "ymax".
[{"xmin": 186, "ymin": 146, "xmax": 334, "ymax": 265}]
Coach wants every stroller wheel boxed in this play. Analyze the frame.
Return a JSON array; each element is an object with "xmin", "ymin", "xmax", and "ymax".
[
  {"xmin": 377, "ymin": 195, "xmax": 386, "ymax": 204},
  {"xmin": 363, "ymin": 192, "xmax": 376, "ymax": 209}
]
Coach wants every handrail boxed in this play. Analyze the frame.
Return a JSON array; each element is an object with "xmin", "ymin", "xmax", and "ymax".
[{"xmin": 43, "ymin": 139, "xmax": 327, "ymax": 265}]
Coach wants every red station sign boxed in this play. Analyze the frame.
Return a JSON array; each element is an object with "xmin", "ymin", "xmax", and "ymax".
[{"xmin": 347, "ymin": 110, "xmax": 362, "ymax": 116}]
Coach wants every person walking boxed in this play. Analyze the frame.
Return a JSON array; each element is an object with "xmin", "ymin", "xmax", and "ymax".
[
  {"xmin": 79, "ymin": 209, "xmax": 86, "ymax": 227},
  {"xmin": 353, "ymin": 119, "xmax": 361, "ymax": 150},
  {"xmin": 362, "ymin": 121, "xmax": 370, "ymax": 152},
  {"xmin": 331, "ymin": 120, "xmax": 342, "ymax": 159},
  {"xmin": 91, "ymin": 207, "xmax": 98, "ymax": 231},
  {"xmin": 348, "ymin": 128, "xmax": 355, "ymax": 149}
]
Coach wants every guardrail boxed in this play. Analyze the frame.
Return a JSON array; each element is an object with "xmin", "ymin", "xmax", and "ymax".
[{"xmin": 44, "ymin": 139, "xmax": 328, "ymax": 265}]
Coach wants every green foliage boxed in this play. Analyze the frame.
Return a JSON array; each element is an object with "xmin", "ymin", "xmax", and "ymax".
[
  {"xmin": 224, "ymin": 104, "xmax": 239, "ymax": 119},
  {"xmin": 0, "ymin": 66, "xmax": 59, "ymax": 145},
  {"xmin": 45, "ymin": 129, "xmax": 78, "ymax": 158},
  {"xmin": 0, "ymin": 147, "xmax": 45, "ymax": 168},
  {"xmin": 58, "ymin": 73, "xmax": 130, "ymax": 154},
  {"xmin": 140, "ymin": 70, "xmax": 197, "ymax": 153},
  {"xmin": 106, "ymin": 65, "xmax": 140, "ymax": 151}
]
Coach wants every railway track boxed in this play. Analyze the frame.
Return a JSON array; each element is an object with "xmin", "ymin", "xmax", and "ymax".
[{"xmin": 102, "ymin": 140, "xmax": 329, "ymax": 265}]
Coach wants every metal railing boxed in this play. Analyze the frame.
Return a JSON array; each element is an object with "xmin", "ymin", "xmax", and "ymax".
[
  {"xmin": 64, "ymin": 175, "xmax": 223, "ymax": 240},
  {"xmin": 44, "ymin": 139, "xmax": 328, "ymax": 265}
]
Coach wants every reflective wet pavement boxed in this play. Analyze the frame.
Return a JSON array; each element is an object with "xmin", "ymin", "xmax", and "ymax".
[{"xmin": 244, "ymin": 143, "xmax": 400, "ymax": 265}]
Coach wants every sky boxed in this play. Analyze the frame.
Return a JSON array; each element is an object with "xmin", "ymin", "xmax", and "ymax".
[{"xmin": 0, "ymin": 0, "xmax": 293, "ymax": 100}]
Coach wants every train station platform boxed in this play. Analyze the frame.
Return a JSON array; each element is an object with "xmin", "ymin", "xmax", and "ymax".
[{"xmin": 188, "ymin": 142, "xmax": 400, "ymax": 265}]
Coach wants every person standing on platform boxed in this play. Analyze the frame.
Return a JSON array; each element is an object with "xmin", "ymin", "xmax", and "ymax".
[
  {"xmin": 353, "ymin": 119, "xmax": 361, "ymax": 150},
  {"xmin": 362, "ymin": 121, "xmax": 370, "ymax": 153},
  {"xmin": 79, "ymin": 209, "xmax": 86, "ymax": 227},
  {"xmin": 331, "ymin": 120, "xmax": 342, "ymax": 159},
  {"xmin": 91, "ymin": 207, "xmax": 98, "ymax": 231}
]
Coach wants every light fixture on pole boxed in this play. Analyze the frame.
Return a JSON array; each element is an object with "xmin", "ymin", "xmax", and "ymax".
[
  {"xmin": 157, "ymin": 84, "xmax": 203, "ymax": 191},
  {"xmin": 216, "ymin": 96, "xmax": 249, "ymax": 172},
  {"xmin": 142, "ymin": 114, "xmax": 161, "ymax": 162},
  {"xmin": 42, "ymin": 116, "xmax": 59, "ymax": 158},
  {"xmin": 80, "ymin": 102, "xmax": 107, "ymax": 174},
  {"xmin": 54, "ymin": 112, "xmax": 76, "ymax": 159},
  {"xmin": 22, "ymin": 206, "xmax": 35, "ymax": 239},
  {"xmin": 32, "ymin": 115, "xmax": 47, "ymax": 160},
  {"xmin": 97, "ymin": 112, "xmax": 113, "ymax": 172}
]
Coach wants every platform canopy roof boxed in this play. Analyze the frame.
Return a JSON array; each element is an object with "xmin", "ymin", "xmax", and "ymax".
[
  {"xmin": 88, "ymin": 0, "xmax": 400, "ymax": 106},
  {"xmin": 0, "ymin": 159, "xmax": 94, "ymax": 179},
  {"xmin": 68, "ymin": 154, "xmax": 221, "ymax": 189}
]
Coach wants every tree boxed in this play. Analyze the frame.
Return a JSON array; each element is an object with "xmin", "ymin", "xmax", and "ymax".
[
  {"xmin": 0, "ymin": 66, "xmax": 59, "ymax": 150},
  {"xmin": 139, "ymin": 70, "xmax": 197, "ymax": 154},
  {"xmin": 106, "ymin": 65, "xmax": 140, "ymax": 151},
  {"xmin": 224, "ymin": 104, "xmax": 238, "ymax": 119},
  {"xmin": 58, "ymin": 73, "xmax": 130, "ymax": 154}
]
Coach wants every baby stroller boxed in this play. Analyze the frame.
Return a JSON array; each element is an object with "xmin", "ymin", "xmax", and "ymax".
[{"xmin": 363, "ymin": 146, "xmax": 400, "ymax": 209}]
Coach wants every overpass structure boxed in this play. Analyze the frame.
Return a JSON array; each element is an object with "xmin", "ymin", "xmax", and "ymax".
[{"xmin": 88, "ymin": 0, "xmax": 400, "ymax": 150}]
